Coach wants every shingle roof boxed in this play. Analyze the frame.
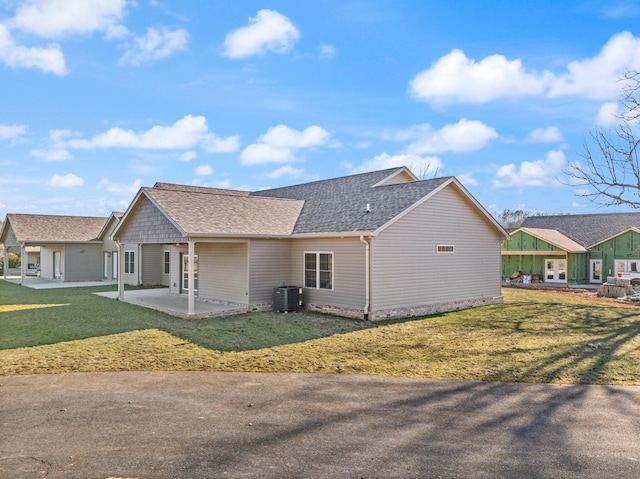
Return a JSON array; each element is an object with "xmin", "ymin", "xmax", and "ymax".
[
  {"xmin": 251, "ymin": 167, "xmax": 452, "ymax": 234},
  {"xmin": 520, "ymin": 212, "xmax": 640, "ymax": 247},
  {"xmin": 153, "ymin": 182, "xmax": 250, "ymax": 196},
  {"xmin": 2, "ymin": 214, "xmax": 108, "ymax": 243},
  {"xmin": 143, "ymin": 187, "xmax": 303, "ymax": 236}
]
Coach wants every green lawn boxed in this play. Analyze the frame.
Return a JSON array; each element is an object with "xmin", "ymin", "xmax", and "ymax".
[{"xmin": 1, "ymin": 280, "xmax": 639, "ymax": 384}]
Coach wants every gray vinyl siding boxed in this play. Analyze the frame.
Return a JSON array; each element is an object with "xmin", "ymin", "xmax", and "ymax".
[
  {"xmin": 248, "ymin": 239, "xmax": 292, "ymax": 305},
  {"xmin": 371, "ymin": 184, "xmax": 502, "ymax": 311},
  {"xmin": 141, "ymin": 244, "xmax": 163, "ymax": 286},
  {"xmin": 63, "ymin": 243, "xmax": 102, "ymax": 281},
  {"xmin": 290, "ymin": 237, "xmax": 366, "ymax": 311},
  {"xmin": 39, "ymin": 246, "xmax": 59, "ymax": 280},
  {"xmin": 118, "ymin": 197, "xmax": 183, "ymax": 243},
  {"xmin": 198, "ymin": 242, "xmax": 249, "ymax": 305},
  {"xmin": 169, "ymin": 246, "xmax": 182, "ymax": 294}
]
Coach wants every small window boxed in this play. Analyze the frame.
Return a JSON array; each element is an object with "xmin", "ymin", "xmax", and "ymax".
[
  {"xmin": 437, "ymin": 245, "xmax": 455, "ymax": 253},
  {"xmin": 125, "ymin": 251, "xmax": 135, "ymax": 274},
  {"xmin": 304, "ymin": 252, "xmax": 333, "ymax": 290},
  {"xmin": 164, "ymin": 251, "xmax": 170, "ymax": 274}
]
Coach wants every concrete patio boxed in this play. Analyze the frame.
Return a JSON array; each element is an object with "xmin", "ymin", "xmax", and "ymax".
[
  {"xmin": 3, "ymin": 277, "xmax": 250, "ymax": 319},
  {"xmin": 94, "ymin": 288, "xmax": 250, "ymax": 319},
  {"xmin": 3, "ymin": 276, "xmax": 115, "ymax": 289}
]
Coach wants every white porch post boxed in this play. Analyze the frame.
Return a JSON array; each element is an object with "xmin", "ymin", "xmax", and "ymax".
[
  {"xmin": 20, "ymin": 243, "xmax": 26, "ymax": 284},
  {"xmin": 117, "ymin": 242, "xmax": 125, "ymax": 301},
  {"xmin": 188, "ymin": 240, "xmax": 195, "ymax": 315},
  {"xmin": 2, "ymin": 246, "xmax": 7, "ymax": 280}
]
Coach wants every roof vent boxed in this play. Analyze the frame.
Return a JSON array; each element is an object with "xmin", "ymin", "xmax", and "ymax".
[{"xmin": 366, "ymin": 203, "xmax": 371, "ymax": 213}]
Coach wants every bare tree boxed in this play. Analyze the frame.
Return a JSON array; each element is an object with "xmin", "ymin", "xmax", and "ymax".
[{"xmin": 566, "ymin": 71, "xmax": 640, "ymax": 208}]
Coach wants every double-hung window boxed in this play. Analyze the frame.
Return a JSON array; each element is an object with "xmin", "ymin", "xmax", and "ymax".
[
  {"xmin": 125, "ymin": 251, "xmax": 135, "ymax": 274},
  {"xmin": 305, "ymin": 252, "xmax": 333, "ymax": 290}
]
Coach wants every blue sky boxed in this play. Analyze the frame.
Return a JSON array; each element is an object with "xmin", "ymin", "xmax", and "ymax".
[{"xmin": 2, "ymin": 0, "xmax": 640, "ymax": 219}]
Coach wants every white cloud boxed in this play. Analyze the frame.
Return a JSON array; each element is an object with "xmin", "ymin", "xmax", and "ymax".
[
  {"xmin": 48, "ymin": 173, "xmax": 84, "ymax": 188},
  {"xmin": 409, "ymin": 48, "xmax": 548, "ymax": 105},
  {"xmin": 240, "ymin": 124, "xmax": 330, "ymax": 165},
  {"xmin": 0, "ymin": 123, "xmax": 28, "ymax": 141},
  {"xmin": 30, "ymin": 149, "xmax": 72, "ymax": 161},
  {"xmin": 195, "ymin": 164, "xmax": 213, "ymax": 176},
  {"xmin": 8, "ymin": 0, "xmax": 128, "ymax": 39},
  {"xmin": 223, "ymin": 9, "xmax": 300, "ymax": 59},
  {"xmin": 409, "ymin": 31, "xmax": 640, "ymax": 105},
  {"xmin": 0, "ymin": 24, "xmax": 67, "ymax": 75},
  {"xmin": 201, "ymin": 134, "xmax": 240, "ymax": 153},
  {"xmin": 120, "ymin": 27, "xmax": 189, "ymax": 65},
  {"xmin": 178, "ymin": 151, "xmax": 197, "ymax": 161},
  {"xmin": 596, "ymin": 102, "xmax": 620, "ymax": 126},
  {"xmin": 98, "ymin": 178, "xmax": 142, "ymax": 194},
  {"xmin": 548, "ymin": 31, "xmax": 640, "ymax": 99},
  {"xmin": 493, "ymin": 150, "xmax": 566, "ymax": 188},
  {"xmin": 265, "ymin": 165, "xmax": 306, "ymax": 179},
  {"xmin": 66, "ymin": 115, "xmax": 240, "ymax": 153},
  {"xmin": 526, "ymin": 126, "xmax": 564, "ymax": 143},
  {"xmin": 383, "ymin": 120, "xmax": 498, "ymax": 155},
  {"xmin": 240, "ymin": 143, "xmax": 293, "ymax": 165},
  {"xmin": 350, "ymin": 152, "xmax": 444, "ymax": 176},
  {"xmin": 457, "ymin": 172, "xmax": 479, "ymax": 186},
  {"xmin": 319, "ymin": 44, "xmax": 337, "ymax": 59}
]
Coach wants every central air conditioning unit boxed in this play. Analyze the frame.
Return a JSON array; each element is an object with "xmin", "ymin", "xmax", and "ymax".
[{"xmin": 273, "ymin": 286, "xmax": 303, "ymax": 313}]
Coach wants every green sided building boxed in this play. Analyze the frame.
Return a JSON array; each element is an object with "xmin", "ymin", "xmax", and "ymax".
[{"xmin": 502, "ymin": 213, "xmax": 640, "ymax": 286}]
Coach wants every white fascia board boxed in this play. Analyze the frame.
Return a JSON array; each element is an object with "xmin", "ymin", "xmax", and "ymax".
[{"xmin": 290, "ymin": 231, "xmax": 374, "ymax": 239}]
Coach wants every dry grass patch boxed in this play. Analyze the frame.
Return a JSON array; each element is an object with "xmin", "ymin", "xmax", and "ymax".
[{"xmin": 1, "ymin": 281, "xmax": 639, "ymax": 384}]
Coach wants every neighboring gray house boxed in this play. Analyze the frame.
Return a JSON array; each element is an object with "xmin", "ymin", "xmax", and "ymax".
[
  {"xmin": 112, "ymin": 167, "xmax": 508, "ymax": 320},
  {"xmin": 0, "ymin": 213, "xmax": 122, "ymax": 283}
]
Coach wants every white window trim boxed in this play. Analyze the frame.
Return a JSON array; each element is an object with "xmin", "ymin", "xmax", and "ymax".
[
  {"xmin": 304, "ymin": 251, "xmax": 334, "ymax": 290},
  {"xmin": 436, "ymin": 244, "xmax": 455, "ymax": 254}
]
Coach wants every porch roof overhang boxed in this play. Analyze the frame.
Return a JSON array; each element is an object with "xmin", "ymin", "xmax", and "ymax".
[{"xmin": 507, "ymin": 227, "xmax": 588, "ymax": 254}]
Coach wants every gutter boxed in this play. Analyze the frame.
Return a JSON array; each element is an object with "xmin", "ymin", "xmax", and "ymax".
[{"xmin": 359, "ymin": 235, "xmax": 370, "ymax": 320}]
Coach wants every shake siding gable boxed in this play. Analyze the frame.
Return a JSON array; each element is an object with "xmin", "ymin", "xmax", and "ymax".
[
  {"xmin": 371, "ymin": 184, "xmax": 502, "ymax": 311},
  {"xmin": 118, "ymin": 197, "xmax": 184, "ymax": 243},
  {"xmin": 290, "ymin": 237, "xmax": 366, "ymax": 311},
  {"xmin": 249, "ymin": 239, "xmax": 292, "ymax": 305}
]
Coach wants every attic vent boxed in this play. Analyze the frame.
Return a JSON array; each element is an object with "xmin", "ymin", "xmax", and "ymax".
[{"xmin": 437, "ymin": 244, "xmax": 455, "ymax": 253}]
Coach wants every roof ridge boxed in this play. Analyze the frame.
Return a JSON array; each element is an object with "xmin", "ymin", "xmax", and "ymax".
[
  {"xmin": 7, "ymin": 213, "xmax": 108, "ymax": 219},
  {"xmin": 372, "ymin": 175, "xmax": 453, "ymax": 188},
  {"xmin": 250, "ymin": 167, "xmax": 406, "ymax": 193},
  {"xmin": 147, "ymin": 186, "xmax": 302, "ymax": 202}
]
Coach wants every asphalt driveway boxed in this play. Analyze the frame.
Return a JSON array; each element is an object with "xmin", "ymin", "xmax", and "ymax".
[{"xmin": 1, "ymin": 372, "xmax": 639, "ymax": 478}]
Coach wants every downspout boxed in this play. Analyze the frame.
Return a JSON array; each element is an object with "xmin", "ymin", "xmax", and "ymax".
[{"xmin": 359, "ymin": 235, "xmax": 370, "ymax": 321}]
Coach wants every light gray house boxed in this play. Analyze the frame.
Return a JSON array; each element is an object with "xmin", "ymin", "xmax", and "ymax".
[
  {"xmin": 0, "ymin": 213, "xmax": 122, "ymax": 283},
  {"xmin": 112, "ymin": 167, "xmax": 508, "ymax": 320}
]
